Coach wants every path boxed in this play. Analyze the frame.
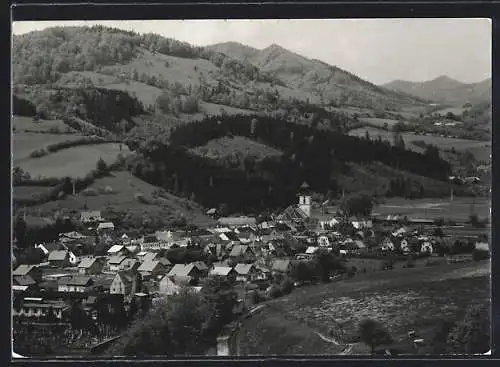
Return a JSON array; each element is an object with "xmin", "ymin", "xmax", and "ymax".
[{"xmin": 313, "ymin": 330, "xmax": 355, "ymax": 355}]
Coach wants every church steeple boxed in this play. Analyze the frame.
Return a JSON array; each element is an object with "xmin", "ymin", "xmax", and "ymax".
[{"xmin": 298, "ymin": 182, "xmax": 311, "ymax": 217}]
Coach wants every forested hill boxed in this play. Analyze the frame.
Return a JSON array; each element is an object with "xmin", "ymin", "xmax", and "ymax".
[
  {"xmin": 125, "ymin": 114, "xmax": 452, "ymax": 214},
  {"xmin": 12, "ymin": 25, "xmax": 426, "ymax": 115}
]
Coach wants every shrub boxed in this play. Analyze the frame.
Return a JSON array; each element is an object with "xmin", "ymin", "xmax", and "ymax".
[
  {"xmin": 104, "ymin": 185, "xmax": 114, "ymax": 194},
  {"xmin": 425, "ymin": 259, "xmax": 441, "ymax": 267},
  {"xmin": 134, "ymin": 193, "xmax": 150, "ymax": 204},
  {"xmin": 29, "ymin": 149, "xmax": 48, "ymax": 158},
  {"xmin": 280, "ymin": 277, "xmax": 293, "ymax": 295},
  {"xmin": 347, "ymin": 266, "xmax": 357, "ymax": 277},
  {"xmin": 472, "ymin": 249, "xmax": 489, "ymax": 261},
  {"xmin": 381, "ymin": 259, "xmax": 394, "ymax": 271},
  {"xmin": 82, "ymin": 188, "xmax": 98, "ymax": 196},
  {"xmin": 267, "ymin": 284, "xmax": 282, "ymax": 299}
]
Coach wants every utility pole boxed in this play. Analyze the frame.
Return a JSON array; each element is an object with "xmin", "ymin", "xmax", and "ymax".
[{"xmin": 450, "ymin": 187, "xmax": 454, "ymax": 202}]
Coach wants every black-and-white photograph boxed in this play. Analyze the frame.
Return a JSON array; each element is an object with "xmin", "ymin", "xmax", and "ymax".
[{"xmin": 11, "ymin": 18, "xmax": 491, "ymax": 358}]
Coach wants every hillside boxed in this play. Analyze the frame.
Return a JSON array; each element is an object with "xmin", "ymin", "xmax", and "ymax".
[
  {"xmin": 13, "ymin": 26, "xmax": 428, "ymax": 125},
  {"xmin": 383, "ymin": 76, "xmax": 491, "ymax": 106},
  {"xmin": 208, "ymin": 42, "xmax": 429, "ymax": 111}
]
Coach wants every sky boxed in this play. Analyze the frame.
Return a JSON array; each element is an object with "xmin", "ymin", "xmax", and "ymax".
[{"xmin": 12, "ymin": 19, "xmax": 491, "ymax": 85}]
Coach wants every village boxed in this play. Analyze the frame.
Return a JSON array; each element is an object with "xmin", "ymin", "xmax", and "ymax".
[{"xmin": 12, "ymin": 182, "xmax": 490, "ymax": 355}]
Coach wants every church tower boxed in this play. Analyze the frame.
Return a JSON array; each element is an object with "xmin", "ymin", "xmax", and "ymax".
[{"xmin": 298, "ymin": 182, "xmax": 312, "ymax": 217}]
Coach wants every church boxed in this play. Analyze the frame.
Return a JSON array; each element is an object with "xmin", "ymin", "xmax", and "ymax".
[{"xmin": 276, "ymin": 182, "xmax": 312, "ymax": 222}]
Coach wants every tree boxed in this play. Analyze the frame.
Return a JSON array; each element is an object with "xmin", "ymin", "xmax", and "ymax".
[
  {"xmin": 358, "ymin": 319, "xmax": 393, "ymax": 354},
  {"xmin": 313, "ymin": 248, "xmax": 346, "ymax": 282},
  {"xmin": 14, "ymin": 215, "xmax": 27, "ymax": 248},
  {"xmin": 446, "ymin": 303, "xmax": 490, "ymax": 354},
  {"xmin": 96, "ymin": 157, "xmax": 108, "ymax": 173},
  {"xmin": 340, "ymin": 194, "xmax": 374, "ymax": 217}
]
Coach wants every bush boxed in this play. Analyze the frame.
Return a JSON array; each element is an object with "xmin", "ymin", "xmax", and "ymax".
[
  {"xmin": 381, "ymin": 259, "xmax": 394, "ymax": 271},
  {"xmin": 280, "ymin": 277, "xmax": 294, "ymax": 295},
  {"xmin": 347, "ymin": 266, "xmax": 357, "ymax": 277},
  {"xmin": 267, "ymin": 284, "xmax": 282, "ymax": 299},
  {"xmin": 82, "ymin": 188, "xmax": 98, "ymax": 196},
  {"xmin": 29, "ymin": 149, "xmax": 48, "ymax": 158},
  {"xmin": 134, "ymin": 193, "xmax": 150, "ymax": 204},
  {"xmin": 472, "ymin": 249, "xmax": 489, "ymax": 261}
]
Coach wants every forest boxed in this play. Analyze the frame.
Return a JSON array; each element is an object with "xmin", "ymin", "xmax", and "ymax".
[{"xmin": 125, "ymin": 114, "xmax": 452, "ymax": 214}]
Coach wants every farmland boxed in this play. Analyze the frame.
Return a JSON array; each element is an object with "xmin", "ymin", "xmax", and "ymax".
[
  {"xmin": 257, "ymin": 260, "xmax": 490, "ymax": 355},
  {"xmin": 359, "ymin": 117, "xmax": 400, "ymax": 129},
  {"xmin": 373, "ymin": 197, "xmax": 490, "ymax": 221},
  {"xmin": 17, "ymin": 143, "xmax": 129, "ymax": 179},
  {"xmin": 26, "ymin": 170, "xmax": 215, "ymax": 228},
  {"xmin": 348, "ymin": 126, "xmax": 491, "ymax": 161},
  {"xmin": 190, "ymin": 136, "xmax": 283, "ymax": 161},
  {"xmin": 12, "ymin": 116, "xmax": 76, "ymax": 134},
  {"xmin": 13, "ymin": 132, "xmax": 84, "ymax": 164}
]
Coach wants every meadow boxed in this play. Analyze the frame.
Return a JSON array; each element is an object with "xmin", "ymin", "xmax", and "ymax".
[
  {"xmin": 190, "ymin": 136, "xmax": 283, "ymax": 161},
  {"xmin": 17, "ymin": 143, "xmax": 129, "ymax": 179},
  {"xmin": 12, "ymin": 116, "xmax": 76, "ymax": 134},
  {"xmin": 359, "ymin": 117, "xmax": 400, "ymax": 129},
  {"xmin": 13, "ymin": 132, "xmax": 85, "ymax": 164},
  {"xmin": 348, "ymin": 126, "xmax": 490, "ymax": 161},
  {"xmin": 373, "ymin": 197, "xmax": 490, "ymax": 222},
  {"xmin": 28, "ymin": 170, "xmax": 214, "ymax": 228},
  {"xmin": 266, "ymin": 260, "xmax": 490, "ymax": 355}
]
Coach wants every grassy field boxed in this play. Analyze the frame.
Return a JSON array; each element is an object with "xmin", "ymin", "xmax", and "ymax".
[
  {"xmin": 27, "ymin": 170, "xmax": 215, "ymax": 228},
  {"xmin": 190, "ymin": 136, "xmax": 283, "ymax": 161},
  {"xmin": 18, "ymin": 143, "xmax": 129, "ymax": 179},
  {"xmin": 360, "ymin": 117, "xmax": 400, "ymax": 129},
  {"xmin": 258, "ymin": 260, "xmax": 490, "ymax": 355},
  {"xmin": 348, "ymin": 127, "xmax": 491, "ymax": 161},
  {"xmin": 13, "ymin": 132, "xmax": 84, "ymax": 164},
  {"xmin": 12, "ymin": 116, "xmax": 76, "ymax": 134},
  {"xmin": 13, "ymin": 185, "xmax": 55, "ymax": 201},
  {"xmin": 374, "ymin": 197, "xmax": 490, "ymax": 221}
]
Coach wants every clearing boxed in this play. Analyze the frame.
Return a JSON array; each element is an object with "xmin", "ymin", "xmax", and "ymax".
[
  {"xmin": 12, "ymin": 116, "xmax": 76, "ymax": 134},
  {"xmin": 13, "ymin": 132, "xmax": 84, "ymax": 164},
  {"xmin": 348, "ymin": 126, "xmax": 491, "ymax": 161},
  {"xmin": 18, "ymin": 143, "xmax": 129, "ymax": 179},
  {"xmin": 359, "ymin": 117, "xmax": 400, "ymax": 129},
  {"xmin": 373, "ymin": 197, "xmax": 490, "ymax": 221},
  {"xmin": 27, "ymin": 170, "xmax": 215, "ymax": 228},
  {"xmin": 242, "ymin": 260, "xmax": 490, "ymax": 355},
  {"xmin": 190, "ymin": 136, "xmax": 283, "ymax": 161}
]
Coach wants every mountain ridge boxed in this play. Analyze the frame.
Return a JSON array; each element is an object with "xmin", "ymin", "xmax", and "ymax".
[{"xmin": 383, "ymin": 75, "xmax": 491, "ymax": 106}]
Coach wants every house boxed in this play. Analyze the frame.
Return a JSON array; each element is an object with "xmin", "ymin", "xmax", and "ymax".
[
  {"xmin": 107, "ymin": 245, "xmax": 130, "ymax": 257},
  {"xmin": 233, "ymin": 263, "xmax": 259, "ymax": 282},
  {"xmin": 305, "ymin": 246, "xmax": 318, "ymax": 255},
  {"xmin": 420, "ymin": 242, "xmax": 434, "ymax": 254},
  {"xmin": 191, "ymin": 261, "xmax": 209, "ymax": 276},
  {"xmin": 57, "ymin": 276, "xmax": 94, "ymax": 293},
  {"xmin": 13, "ymin": 264, "xmax": 42, "ymax": 282},
  {"xmin": 78, "ymin": 257, "xmax": 104, "ymax": 275},
  {"xmin": 218, "ymin": 216, "xmax": 257, "ymax": 228},
  {"xmin": 120, "ymin": 258, "xmax": 141, "ymax": 272},
  {"xmin": 317, "ymin": 235, "xmax": 330, "ymax": 247},
  {"xmin": 13, "ymin": 299, "xmax": 70, "ymax": 320},
  {"xmin": 48, "ymin": 250, "xmax": 71, "ymax": 267},
  {"xmin": 380, "ymin": 238, "xmax": 395, "ymax": 251},
  {"xmin": 167, "ymin": 264, "xmax": 202, "ymax": 281},
  {"xmin": 209, "ymin": 266, "xmax": 236, "ymax": 280},
  {"xmin": 272, "ymin": 259, "xmax": 292, "ymax": 274},
  {"xmin": 229, "ymin": 245, "xmax": 255, "ymax": 260},
  {"xmin": 475, "ymin": 242, "xmax": 490, "ymax": 252},
  {"xmin": 159, "ymin": 275, "xmax": 194, "ymax": 296},
  {"xmin": 97, "ymin": 222, "xmax": 115, "ymax": 231},
  {"xmin": 141, "ymin": 234, "xmax": 166, "ymax": 251},
  {"xmin": 35, "ymin": 242, "xmax": 63, "ymax": 256},
  {"xmin": 110, "ymin": 270, "xmax": 142, "ymax": 301},
  {"xmin": 107, "ymin": 255, "xmax": 128, "ymax": 272},
  {"xmin": 80, "ymin": 210, "xmax": 102, "ymax": 223},
  {"xmin": 352, "ymin": 220, "xmax": 373, "ymax": 230},
  {"xmin": 137, "ymin": 260, "xmax": 167, "ymax": 279},
  {"xmin": 13, "ymin": 275, "xmax": 38, "ymax": 293},
  {"xmin": 219, "ymin": 232, "xmax": 241, "ymax": 245},
  {"xmin": 399, "ymin": 239, "xmax": 411, "ymax": 254},
  {"xmin": 141, "ymin": 252, "xmax": 159, "ymax": 264}
]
